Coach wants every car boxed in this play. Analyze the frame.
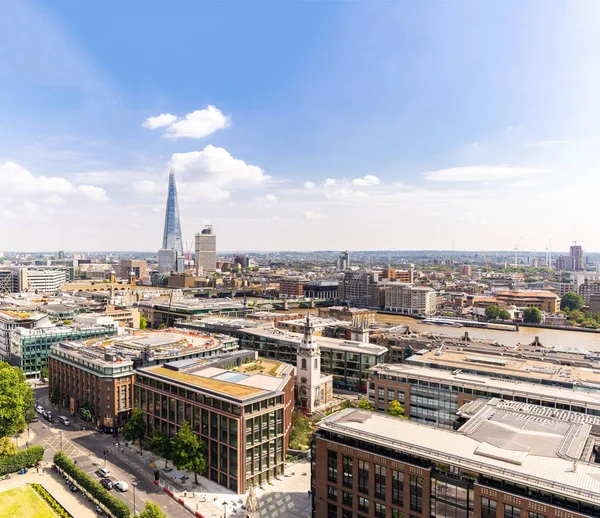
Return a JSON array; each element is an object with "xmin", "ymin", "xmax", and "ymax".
[
  {"xmin": 43, "ymin": 411, "xmax": 55, "ymax": 422},
  {"xmin": 59, "ymin": 416, "xmax": 70, "ymax": 426},
  {"xmin": 97, "ymin": 467, "xmax": 110, "ymax": 478},
  {"xmin": 100, "ymin": 478, "xmax": 113, "ymax": 490},
  {"xmin": 35, "ymin": 405, "xmax": 44, "ymax": 414},
  {"xmin": 114, "ymin": 481, "xmax": 128, "ymax": 492}
]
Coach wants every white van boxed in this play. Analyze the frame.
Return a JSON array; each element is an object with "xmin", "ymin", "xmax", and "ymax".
[{"xmin": 59, "ymin": 416, "xmax": 71, "ymax": 426}]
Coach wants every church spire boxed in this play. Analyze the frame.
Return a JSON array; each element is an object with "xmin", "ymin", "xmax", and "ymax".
[{"xmin": 301, "ymin": 312, "xmax": 318, "ymax": 352}]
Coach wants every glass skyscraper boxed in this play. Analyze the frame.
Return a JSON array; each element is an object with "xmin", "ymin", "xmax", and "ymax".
[{"xmin": 162, "ymin": 170, "xmax": 183, "ymax": 253}]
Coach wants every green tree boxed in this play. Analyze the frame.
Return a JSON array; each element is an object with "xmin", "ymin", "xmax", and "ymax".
[
  {"xmin": 172, "ymin": 422, "xmax": 207, "ymax": 485},
  {"xmin": 123, "ymin": 406, "xmax": 146, "ymax": 456},
  {"xmin": 139, "ymin": 315, "xmax": 148, "ymax": 330},
  {"xmin": 0, "ymin": 436, "xmax": 17, "ymax": 456},
  {"xmin": 356, "ymin": 399, "xmax": 374, "ymax": 411},
  {"xmin": 569, "ymin": 309, "xmax": 585, "ymax": 324},
  {"xmin": 484, "ymin": 306, "xmax": 500, "ymax": 319},
  {"xmin": 137, "ymin": 501, "xmax": 167, "ymax": 518},
  {"xmin": 289, "ymin": 410, "xmax": 312, "ymax": 450},
  {"xmin": 385, "ymin": 400, "xmax": 407, "ymax": 419},
  {"xmin": 80, "ymin": 401, "xmax": 92, "ymax": 422},
  {"xmin": 523, "ymin": 307, "xmax": 542, "ymax": 324},
  {"xmin": 150, "ymin": 431, "xmax": 174, "ymax": 469},
  {"xmin": 39, "ymin": 366, "xmax": 48, "ymax": 383},
  {"xmin": 561, "ymin": 291, "xmax": 584, "ymax": 311},
  {"xmin": 0, "ymin": 362, "xmax": 34, "ymax": 438},
  {"xmin": 50, "ymin": 386, "xmax": 61, "ymax": 406},
  {"xmin": 158, "ymin": 323, "xmax": 167, "ymax": 330},
  {"xmin": 497, "ymin": 309, "xmax": 511, "ymax": 320}
]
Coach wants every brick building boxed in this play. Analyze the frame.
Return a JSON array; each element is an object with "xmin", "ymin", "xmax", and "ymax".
[
  {"xmin": 134, "ymin": 350, "xmax": 294, "ymax": 493},
  {"xmin": 279, "ymin": 278, "xmax": 308, "ymax": 298}
]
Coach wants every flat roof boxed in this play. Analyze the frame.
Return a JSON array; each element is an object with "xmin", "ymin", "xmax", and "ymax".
[
  {"xmin": 406, "ymin": 349, "xmax": 600, "ymax": 386},
  {"xmin": 320, "ymin": 409, "xmax": 600, "ymax": 506},
  {"xmin": 370, "ymin": 363, "xmax": 600, "ymax": 407}
]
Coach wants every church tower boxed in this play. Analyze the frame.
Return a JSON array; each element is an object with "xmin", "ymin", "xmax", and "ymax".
[{"xmin": 296, "ymin": 313, "xmax": 321, "ymax": 412}]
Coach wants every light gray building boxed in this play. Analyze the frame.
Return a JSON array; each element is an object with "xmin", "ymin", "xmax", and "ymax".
[{"xmin": 195, "ymin": 225, "xmax": 217, "ymax": 274}]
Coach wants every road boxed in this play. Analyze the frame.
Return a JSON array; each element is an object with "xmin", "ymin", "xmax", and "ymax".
[{"xmin": 30, "ymin": 389, "xmax": 189, "ymax": 517}]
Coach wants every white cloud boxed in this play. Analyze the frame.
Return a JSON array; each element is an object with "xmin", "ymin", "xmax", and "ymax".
[
  {"xmin": 142, "ymin": 113, "xmax": 178, "ymax": 129},
  {"xmin": 508, "ymin": 180, "xmax": 540, "ymax": 187},
  {"xmin": 304, "ymin": 211, "xmax": 324, "ymax": 220},
  {"xmin": 133, "ymin": 180, "xmax": 160, "ymax": 195},
  {"xmin": 324, "ymin": 178, "xmax": 336, "ymax": 186},
  {"xmin": 0, "ymin": 161, "xmax": 74, "ymax": 194},
  {"xmin": 265, "ymin": 194, "xmax": 277, "ymax": 202},
  {"xmin": 525, "ymin": 139, "xmax": 574, "ymax": 148},
  {"xmin": 45, "ymin": 195, "xmax": 66, "ymax": 205},
  {"xmin": 352, "ymin": 175, "xmax": 380, "ymax": 187},
  {"xmin": 156, "ymin": 106, "xmax": 230, "ymax": 140},
  {"xmin": 78, "ymin": 185, "xmax": 109, "ymax": 201},
  {"xmin": 423, "ymin": 165, "xmax": 546, "ymax": 182},
  {"xmin": 170, "ymin": 145, "xmax": 268, "ymax": 202},
  {"xmin": 303, "ymin": 181, "xmax": 316, "ymax": 189}
]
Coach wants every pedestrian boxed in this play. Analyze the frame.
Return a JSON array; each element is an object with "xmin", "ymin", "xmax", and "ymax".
[{"xmin": 121, "ymin": 448, "xmax": 124, "ymax": 454}]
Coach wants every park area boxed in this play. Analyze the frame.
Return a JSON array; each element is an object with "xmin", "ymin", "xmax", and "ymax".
[{"xmin": 0, "ymin": 485, "xmax": 58, "ymax": 518}]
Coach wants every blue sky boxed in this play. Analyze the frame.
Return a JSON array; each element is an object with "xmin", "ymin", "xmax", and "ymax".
[{"xmin": 1, "ymin": 0, "xmax": 600, "ymax": 252}]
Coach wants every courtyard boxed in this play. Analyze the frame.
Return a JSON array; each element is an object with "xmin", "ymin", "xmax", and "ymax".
[{"xmin": 0, "ymin": 485, "xmax": 57, "ymax": 518}]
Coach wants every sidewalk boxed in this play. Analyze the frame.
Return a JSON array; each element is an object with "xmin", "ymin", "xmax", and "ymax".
[{"xmin": 0, "ymin": 469, "xmax": 97, "ymax": 517}]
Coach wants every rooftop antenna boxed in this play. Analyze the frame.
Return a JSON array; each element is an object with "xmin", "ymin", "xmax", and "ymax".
[
  {"xmin": 545, "ymin": 239, "xmax": 552, "ymax": 269},
  {"xmin": 513, "ymin": 237, "xmax": 523, "ymax": 268}
]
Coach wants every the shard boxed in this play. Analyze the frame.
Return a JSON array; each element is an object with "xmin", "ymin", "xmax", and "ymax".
[{"xmin": 161, "ymin": 170, "xmax": 183, "ymax": 253}]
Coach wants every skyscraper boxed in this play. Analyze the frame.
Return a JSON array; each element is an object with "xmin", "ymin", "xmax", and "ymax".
[
  {"xmin": 570, "ymin": 244, "xmax": 584, "ymax": 271},
  {"xmin": 195, "ymin": 225, "xmax": 216, "ymax": 274},
  {"xmin": 161, "ymin": 170, "xmax": 183, "ymax": 253}
]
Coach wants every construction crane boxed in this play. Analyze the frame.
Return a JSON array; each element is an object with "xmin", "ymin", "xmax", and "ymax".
[
  {"xmin": 185, "ymin": 240, "xmax": 193, "ymax": 271},
  {"xmin": 545, "ymin": 239, "xmax": 552, "ymax": 269},
  {"xmin": 481, "ymin": 250, "xmax": 490, "ymax": 273},
  {"xmin": 513, "ymin": 237, "xmax": 523, "ymax": 268}
]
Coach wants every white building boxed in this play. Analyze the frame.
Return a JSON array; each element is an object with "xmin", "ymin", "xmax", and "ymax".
[
  {"xmin": 195, "ymin": 225, "xmax": 217, "ymax": 274},
  {"xmin": 25, "ymin": 268, "xmax": 68, "ymax": 293},
  {"xmin": 384, "ymin": 283, "xmax": 437, "ymax": 315}
]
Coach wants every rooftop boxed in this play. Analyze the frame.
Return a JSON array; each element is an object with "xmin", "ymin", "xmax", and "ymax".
[{"xmin": 320, "ymin": 408, "xmax": 600, "ymax": 506}]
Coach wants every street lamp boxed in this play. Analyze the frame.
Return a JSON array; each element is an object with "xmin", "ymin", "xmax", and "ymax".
[
  {"xmin": 132, "ymin": 482, "xmax": 137, "ymax": 515},
  {"xmin": 223, "ymin": 501, "xmax": 227, "ymax": 518}
]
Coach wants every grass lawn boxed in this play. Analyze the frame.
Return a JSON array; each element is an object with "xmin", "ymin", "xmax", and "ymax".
[{"xmin": 0, "ymin": 485, "xmax": 57, "ymax": 518}]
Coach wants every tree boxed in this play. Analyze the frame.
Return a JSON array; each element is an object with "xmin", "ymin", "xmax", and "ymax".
[
  {"xmin": 289, "ymin": 411, "xmax": 312, "ymax": 450},
  {"xmin": 484, "ymin": 306, "xmax": 500, "ymax": 319},
  {"xmin": 50, "ymin": 386, "xmax": 61, "ymax": 406},
  {"xmin": 172, "ymin": 422, "xmax": 207, "ymax": 485},
  {"xmin": 0, "ymin": 362, "xmax": 34, "ymax": 438},
  {"xmin": 523, "ymin": 307, "xmax": 542, "ymax": 324},
  {"xmin": 158, "ymin": 323, "xmax": 166, "ymax": 330},
  {"xmin": 123, "ymin": 406, "xmax": 146, "ymax": 456},
  {"xmin": 139, "ymin": 315, "xmax": 148, "ymax": 330},
  {"xmin": 385, "ymin": 400, "xmax": 407, "ymax": 419},
  {"xmin": 497, "ymin": 309, "xmax": 511, "ymax": 320},
  {"xmin": 0, "ymin": 436, "xmax": 17, "ymax": 456},
  {"xmin": 80, "ymin": 401, "xmax": 92, "ymax": 422},
  {"xmin": 39, "ymin": 366, "xmax": 48, "ymax": 383},
  {"xmin": 561, "ymin": 291, "xmax": 584, "ymax": 311},
  {"xmin": 356, "ymin": 399, "xmax": 374, "ymax": 411},
  {"xmin": 137, "ymin": 501, "xmax": 167, "ymax": 518},
  {"xmin": 150, "ymin": 431, "xmax": 174, "ymax": 469}
]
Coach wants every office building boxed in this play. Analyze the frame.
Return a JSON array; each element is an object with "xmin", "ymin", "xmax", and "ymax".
[
  {"xmin": 162, "ymin": 170, "xmax": 183, "ymax": 253},
  {"xmin": 384, "ymin": 284, "xmax": 437, "ymax": 316},
  {"xmin": 0, "ymin": 310, "xmax": 50, "ymax": 362},
  {"xmin": 304, "ymin": 280, "xmax": 339, "ymax": 300},
  {"xmin": 279, "ymin": 278, "xmax": 307, "ymax": 298},
  {"xmin": 136, "ymin": 298, "xmax": 246, "ymax": 328},
  {"xmin": 382, "ymin": 269, "xmax": 413, "ymax": 283},
  {"xmin": 312, "ymin": 405, "xmax": 600, "ymax": 518},
  {"xmin": 177, "ymin": 318, "xmax": 388, "ymax": 392},
  {"xmin": 158, "ymin": 248, "xmax": 184, "ymax": 274},
  {"xmin": 318, "ymin": 306, "xmax": 377, "ymax": 326},
  {"xmin": 119, "ymin": 260, "xmax": 148, "ymax": 282},
  {"xmin": 339, "ymin": 271, "xmax": 380, "ymax": 307},
  {"xmin": 338, "ymin": 251, "xmax": 350, "ymax": 270},
  {"xmin": 195, "ymin": 225, "xmax": 217, "ymax": 274},
  {"xmin": 570, "ymin": 244, "xmax": 584, "ymax": 272},
  {"xmin": 10, "ymin": 322, "xmax": 118, "ymax": 378},
  {"xmin": 369, "ymin": 361, "xmax": 600, "ymax": 429},
  {"xmin": 494, "ymin": 290, "xmax": 560, "ymax": 313},
  {"xmin": 135, "ymin": 350, "xmax": 294, "ymax": 493},
  {"xmin": 48, "ymin": 342, "xmax": 135, "ymax": 432},
  {"xmin": 459, "ymin": 265, "xmax": 472, "ymax": 277}
]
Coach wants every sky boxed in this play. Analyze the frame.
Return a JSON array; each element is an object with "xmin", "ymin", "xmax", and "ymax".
[{"xmin": 1, "ymin": 1, "xmax": 600, "ymax": 253}]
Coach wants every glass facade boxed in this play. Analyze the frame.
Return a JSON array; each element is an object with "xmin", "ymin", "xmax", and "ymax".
[{"xmin": 162, "ymin": 171, "xmax": 183, "ymax": 253}]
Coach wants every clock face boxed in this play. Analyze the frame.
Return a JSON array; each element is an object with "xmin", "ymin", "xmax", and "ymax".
[{"xmin": 300, "ymin": 386, "xmax": 308, "ymax": 398}]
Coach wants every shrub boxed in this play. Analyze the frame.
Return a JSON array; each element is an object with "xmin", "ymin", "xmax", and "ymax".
[
  {"xmin": 30, "ymin": 483, "xmax": 74, "ymax": 518},
  {"xmin": 54, "ymin": 451, "xmax": 130, "ymax": 518},
  {"xmin": 0, "ymin": 445, "xmax": 44, "ymax": 475}
]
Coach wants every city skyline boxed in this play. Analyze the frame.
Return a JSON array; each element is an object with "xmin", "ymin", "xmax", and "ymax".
[{"xmin": 2, "ymin": 2, "xmax": 600, "ymax": 252}]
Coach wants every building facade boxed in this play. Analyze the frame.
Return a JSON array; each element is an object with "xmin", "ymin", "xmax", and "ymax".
[
  {"xmin": 382, "ymin": 269, "xmax": 413, "ymax": 283},
  {"xmin": 48, "ymin": 342, "xmax": 135, "ymax": 431},
  {"xmin": 279, "ymin": 278, "xmax": 307, "ymax": 298},
  {"xmin": 134, "ymin": 351, "xmax": 294, "ymax": 493},
  {"xmin": 570, "ymin": 244, "xmax": 584, "ymax": 272},
  {"xmin": 162, "ymin": 170, "xmax": 183, "ymax": 253},
  {"xmin": 195, "ymin": 225, "xmax": 217, "ymax": 274},
  {"xmin": 304, "ymin": 280, "xmax": 339, "ymax": 300},
  {"xmin": 312, "ymin": 407, "xmax": 600, "ymax": 518},
  {"xmin": 383, "ymin": 284, "xmax": 437, "ymax": 315},
  {"xmin": 494, "ymin": 290, "xmax": 559, "ymax": 313}
]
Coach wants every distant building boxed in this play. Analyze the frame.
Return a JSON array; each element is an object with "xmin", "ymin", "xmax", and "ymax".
[
  {"xmin": 570, "ymin": 244, "xmax": 584, "ymax": 271},
  {"xmin": 589, "ymin": 293, "xmax": 600, "ymax": 313},
  {"xmin": 494, "ymin": 290, "xmax": 560, "ymax": 313},
  {"xmin": 459, "ymin": 264, "xmax": 472, "ymax": 277},
  {"xmin": 195, "ymin": 225, "xmax": 217, "ymax": 274},
  {"xmin": 383, "ymin": 283, "xmax": 437, "ymax": 316},
  {"xmin": 119, "ymin": 260, "xmax": 148, "ymax": 282},
  {"xmin": 303, "ymin": 280, "xmax": 339, "ymax": 300},
  {"xmin": 162, "ymin": 170, "xmax": 183, "ymax": 254},
  {"xmin": 338, "ymin": 250, "xmax": 350, "ymax": 270},
  {"xmin": 158, "ymin": 248, "xmax": 184, "ymax": 274},
  {"xmin": 279, "ymin": 278, "xmax": 307, "ymax": 298},
  {"xmin": 318, "ymin": 306, "xmax": 377, "ymax": 326},
  {"xmin": 339, "ymin": 271, "xmax": 379, "ymax": 307},
  {"xmin": 0, "ymin": 310, "xmax": 50, "ymax": 362},
  {"xmin": 382, "ymin": 268, "xmax": 413, "ymax": 283},
  {"xmin": 555, "ymin": 255, "xmax": 569, "ymax": 271},
  {"xmin": 135, "ymin": 350, "xmax": 295, "ymax": 493}
]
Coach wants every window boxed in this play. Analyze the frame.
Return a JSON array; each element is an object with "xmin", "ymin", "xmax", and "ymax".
[
  {"xmin": 375, "ymin": 503, "xmax": 386, "ymax": 518},
  {"xmin": 392, "ymin": 510, "xmax": 405, "ymax": 518},
  {"xmin": 327, "ymin": 450, "xmax": 338, "ymax": 483},
  {"xmin": 504, "ymin": 505, "xmax": 521, "ymax": 518},
  {"xmin": 392, "ymin": 469, "xmax": 404, "ymax": 506},
  {"xmin": 328, "ymin": 485, "xmax": 338, "ymax": 502},
  {"xmin": 342, "ymin": 491, "xmax": 353, "ymax": 507},
  {"xmin": 342, "ymin": 510, "xmax": 352, "ymax": 518},
  {"xmin": 315, "ymin": 358, "xmax": 318, "ymax": 369},
  {"xmin": 301, "ymin": 359, "xmax": 307, "ymax": 370},
  {"xmin": 327, "ymin": 503, "xmax": 338, "ymax": 518},
  {"xmin": 358, "ymin": 496, "xmax": 370, "ymax": 513},
  {"xmin": 409, "ymin": 475, "xmax": 423, "ymax": 513},
  {"xmin": 528, "ymin": 514, "xmax": 546, "ymax": 518},
  {"xmin": 481, "ymin": 498, "xmax": 497, "ymax": 518},
  {"xmin": 358, "ymin": 459, "xmax": 369, "ymax": 494},
  {"xmin": 375, "ymin": 464, "xmax": 386, "ymax": 500},
  {"xmin": 342, "ymin": 455, "xmax": 353, "ymax": 488}
]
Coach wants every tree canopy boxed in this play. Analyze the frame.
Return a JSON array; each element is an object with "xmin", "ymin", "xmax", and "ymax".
[
  {"xmin": 523, "ymin": 307, "xmax": 543, "ymax": 324},
  {"xmin": 385, "ymin": 400, "xmax": 407, "ymax": 419},
  {"xmin": 561, "ymin": 291, "xmax": 584, "ymax": 311},
  {"xmin": 289, "ymin": 411, "xmax": 312, "ymax": 450},
  {"xmin": 0, "ymin": 362, "xmax": 34, "ymax": 438},
  {"xmin": 139, "ymin": 315, "xmax": 148, "ymax": 330},
  {"xmin": 497, "ymin": 309, "xmax": 511, "ymax": 320},
  {"xmin": 151, "ymin": 431, "xmax": 174, "ymax": 469},
  {"xmin": 137, "ymin": 501, "xmax": 167, "ymax": 518},
  {"xmin": 484, "ymin": 306, "xmax": 500, "ymax": 319},
  {"xmin": 172, "ymin": 422, "xmax": 207, "ymax": 484},
  {"xmin": 356, "ymin": 399, "xmax": 374, "ymax": 410},
  {"xmin": 123, "ymin": 406, "xmax": 146, "ymax": 455}
]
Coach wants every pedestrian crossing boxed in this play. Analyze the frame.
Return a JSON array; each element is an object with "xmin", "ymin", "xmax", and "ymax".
[{"xmin": 43, "ymin": 433, "xmax": 87, "ymax": 459}]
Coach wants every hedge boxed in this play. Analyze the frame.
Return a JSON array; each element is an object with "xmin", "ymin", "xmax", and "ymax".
[
  {"xmin": 0, "ymin": 445, "xmax": 44, "ymax": 475},
  {"xmin": 31, "ymin": 483, "xmax": 74, "ymax": 518},
  {"xmin": 54, "ymin": 451, "xmax": 130, "ymax": 518}
]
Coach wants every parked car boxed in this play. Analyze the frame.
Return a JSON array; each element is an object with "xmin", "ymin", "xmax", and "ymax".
[
  {"xmin": 97, "ymin": 467, "xmax": 110, "ymax": 478},
  {"xmin": 35, "ymin": 405, "xmax": 44, "ymax": 414},
  {"xmin": 114, "ymin": 481, "xmax": 128, "ymax": 492},
  {"xmin": 43, "ymin": 411, "xmax": 55, "ymax": 422},
  {"xmin": 100, "ymin": 478, "xmax": 113, "ymax": 490},
  {"xmin": 59, "ymin": 416, "xmax": 70, "ymax": 426}
]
